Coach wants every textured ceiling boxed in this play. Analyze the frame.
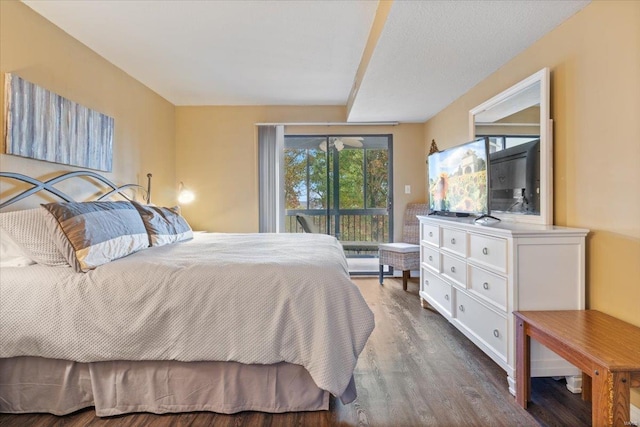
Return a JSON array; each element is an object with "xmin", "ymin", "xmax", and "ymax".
[
  {"xmin": 22, "ymin": 0, "xmax": 589, "ymax": 123},
  {"xmin": 21, "ymin": 0, "xmax": 378, "ymax": 106},
  {"xmin": 348, "ymin": 0, "xmax": 590, "ymax": 122}
]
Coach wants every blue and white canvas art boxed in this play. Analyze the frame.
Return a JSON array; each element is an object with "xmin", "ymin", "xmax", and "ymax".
[{"xmin": 4, "ymin": 73, "xmax": 114, "ymax": 172}]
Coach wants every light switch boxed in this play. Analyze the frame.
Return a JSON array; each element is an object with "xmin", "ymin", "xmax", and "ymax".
[{"xmin": 405, "ymin": 185, "xmax": 411, "ymax": 194}]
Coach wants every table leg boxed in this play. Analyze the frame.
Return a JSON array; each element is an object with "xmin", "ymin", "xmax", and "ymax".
[
  {"xmin": 516, "ymin": 319, "xmax": 531, "ymax": 408},
  {"xmin": 582, "ymin": 372, "xmax": 592, "ymax": 401},
  {"xmin": 592, "ymin": 369, "xmax": 631, "ymax": 427},
  {"xmin": 402, "ymin": 270, "xmax": 409, "ymax": 291}
]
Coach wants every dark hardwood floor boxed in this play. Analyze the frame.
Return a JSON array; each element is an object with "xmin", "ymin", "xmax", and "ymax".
[{"xmin": 0, "ymin": 277, "xmax": 591, "ymax": 427}]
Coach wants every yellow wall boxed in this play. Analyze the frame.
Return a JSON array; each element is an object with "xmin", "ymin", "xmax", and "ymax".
[
  {"xmin": 176, "ymin": 105, "xmax": 426, "ymax": 238},
  {"xmin": 424, "ymin": 0, "xmax": 640, "ymax": 404},
  {"xmin": 0, "ymin": 1, "xmax": 176, "ymax": 207}
]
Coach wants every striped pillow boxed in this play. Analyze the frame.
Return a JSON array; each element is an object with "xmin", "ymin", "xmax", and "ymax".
[
  {"xmin": 132, "ymin": 202, "xmax": 193, "ymax": 247},
  {"xmin": 41, "ymin": 201, "xmax": 149, "ymax": 272}
]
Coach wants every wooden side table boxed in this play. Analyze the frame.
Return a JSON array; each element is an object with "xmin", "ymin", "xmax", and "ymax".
[{"xmin": 514, "ymin": 310, "xmax": 640, "ymax": 427}]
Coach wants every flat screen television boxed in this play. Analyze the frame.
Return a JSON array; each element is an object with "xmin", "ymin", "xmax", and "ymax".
[
  {"xmin": 428, "ymin": 137, "xmax": 490, "ymax": 217},
  {"xmin": 488, "ymin": 139, "xmax": 540, "ymax": 215}
]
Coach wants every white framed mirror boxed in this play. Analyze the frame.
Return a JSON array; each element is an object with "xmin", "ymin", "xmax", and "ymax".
[{"xmin": 469, "ymin": 68, "xmax": 552, "ymax": 225}]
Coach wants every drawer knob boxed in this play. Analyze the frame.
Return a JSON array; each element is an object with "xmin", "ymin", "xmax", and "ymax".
[
  {"xmin": 450, "ymin": 266, "xmax": 456, "ymax": 273},
  {"xmin": 424, "ymin": 280, "xmax": 429, "ymax": 286},
  {"xmin": 444, "ymin": 294, "xmax": 449, "ymax": 301},
  {"xmin": 429, "ymin": 231, "xmax": 433, "ymax": 237},
  {"xmin": 451, "ymin": 238, "xmax": 456, "ymax": 244},
  {"xmin": 483, "ymin": 282, "xmax": 489, "ymax": 290},
  {"xmin": 482, "ymin": 247, "xmax": 489, "ymax": 255},
  {"xmin": 493, "ymin": 329, "xmax": 500, "ymax": 338},
  {"xmin": 428, "ymin": 255, "xmax": 433, "ymax": 261},
  {"xmin": 459, "ymin": 304, "xmax": 464, "ymax": 312}
]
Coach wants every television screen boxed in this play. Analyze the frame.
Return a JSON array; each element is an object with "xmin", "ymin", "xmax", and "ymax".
[
  {"xmin": 489, "ymin": 139, "xmax": 540, "ymax": 215},
  {"xmin": 428, "ymin": 137, "xmax": 489, "ymax": 216}
]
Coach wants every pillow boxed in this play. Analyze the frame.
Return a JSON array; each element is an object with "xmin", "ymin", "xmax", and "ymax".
[
  {"xmin": 41, "ymin": 201, "xmax": 149, "ymax": 272},
  {"xmin": 0, "ymin": 228, "xmax": 35, "ymax": 267},
  {"xmin": 0, "ymin": 208, "xmax": 68, "ymax": 266},
  {"xmin": 132, "ymin": 202, "xmax": 193, "ymax": 247}
]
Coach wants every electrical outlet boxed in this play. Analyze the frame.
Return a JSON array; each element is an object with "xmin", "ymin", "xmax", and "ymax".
[{"xmin": 405, "ymin": 185, "xmax": 411, "ymax": 194}]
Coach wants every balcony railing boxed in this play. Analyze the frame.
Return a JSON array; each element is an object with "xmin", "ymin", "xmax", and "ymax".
[{"xmin": 285, "ymin": 209, "xmax": 390, "ymax": 256}]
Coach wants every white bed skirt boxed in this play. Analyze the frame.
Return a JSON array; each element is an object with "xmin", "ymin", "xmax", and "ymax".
[{"xmin": 0, "ymin": 357, "xmax": 331, "ymax": 416}]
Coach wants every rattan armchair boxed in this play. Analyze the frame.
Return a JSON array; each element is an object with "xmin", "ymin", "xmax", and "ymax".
[{"xmin": 379, "ymin": 203, "xmax": 430, "ymax": 290}]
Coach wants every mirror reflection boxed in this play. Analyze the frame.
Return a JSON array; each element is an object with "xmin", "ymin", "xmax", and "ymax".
[
  {"xmin": 470, "ymin": 68, "xmax": 551, "ymax": 224},
  {"xmin": 475, "ymin": 82, "xmax": 541, "ymax": 215}
]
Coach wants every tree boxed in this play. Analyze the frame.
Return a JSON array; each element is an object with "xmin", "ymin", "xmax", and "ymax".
[
  {"xmin": 366, "ymin": 149, "xmax": 389, "ymax": 208},
  {"xmin": 284, "ymin": 149, "xmax": 306, "ymax": 209},
  {"xmin": 338, "ymin": 148, "xmax": 364, "ymax": 209},
  {"xmin": 286, "ymin": 146, "xmax": 389, "ymax": 211},
  {"xmin": 284, "ymin": 148, "xmax": 330, "ymax": 210},
  {"xmin": 308, "ymin": 149, "xmax": 327, "ymax": 209},
  {"xmin": 284, "ymin": 138, "xmax": 390, "ymax": 242}
]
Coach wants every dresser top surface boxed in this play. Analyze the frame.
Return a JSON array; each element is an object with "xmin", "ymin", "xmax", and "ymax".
[{"xmin": 417, "ymin": 215, "xmax": 589, "ymax": 237}]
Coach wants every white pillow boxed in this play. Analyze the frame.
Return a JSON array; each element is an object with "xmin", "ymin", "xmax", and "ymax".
[
  {"xmin": 0, "ymin": 208, "xmax": 68, "ymax": 266},
  {"xmin": 0, "ymin": 228, "xmax": 35, "ymax": 267}
]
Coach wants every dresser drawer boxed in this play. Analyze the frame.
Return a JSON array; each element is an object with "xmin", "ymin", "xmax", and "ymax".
[
  {"xmin": 421, "ymin": 245, "xmax": 440, "ymax": 272},
  {"xmin": 468, "ymin": 265, "xmax": 507, "ymax": 312},
  {"xmin": 441, "ymin": 227, "xmax": 466, "ymax": 257},
  {"xmin": 421, "ymin": 268, "xmax": 452, "ymax": 317},
  {"xmin": 468, "ymin": 233, "xmax": 507, "ymax": 273},
  {"xmin": 441, "ymin": 253, "xmax": 466, "ymax": 288},
  {"xmin": 454, "ymin": 290, "xmax": 507, "ymax": 360},
  {"xmin": 421, "ymin": 223, "xmax": 439, "ymax": 247}
]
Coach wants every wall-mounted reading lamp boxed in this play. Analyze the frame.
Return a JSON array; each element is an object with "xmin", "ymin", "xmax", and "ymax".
[
  {"xmin": 146, "ymin": 173, "xmax": 152, "ymax": 204},
  {"xmin": 177, "ymin": 182, "xmax": 195, "ymax": 204}
]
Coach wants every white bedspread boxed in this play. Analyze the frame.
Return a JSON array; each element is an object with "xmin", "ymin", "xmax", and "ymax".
[{"xmin": 0, "ymin": 233, "xmax": 375, "ymax": 401}]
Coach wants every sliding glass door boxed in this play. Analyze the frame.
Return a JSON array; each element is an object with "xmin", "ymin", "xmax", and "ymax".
[{"xmin": 284, "ymin": 135, "xmax": 393, "ymax": 274}]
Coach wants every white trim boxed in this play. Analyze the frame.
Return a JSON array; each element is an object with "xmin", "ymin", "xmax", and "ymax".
[
  {"xmin": 255, "ymin": 121, "xmax": 399, "ymax": 126},
  {"xmin": 475, "ymin": 122, "xmax": 540, "ymax": 127},
  {"xmin": 631, "ymin": 404, "xmax": 640, "ymax": 425}
]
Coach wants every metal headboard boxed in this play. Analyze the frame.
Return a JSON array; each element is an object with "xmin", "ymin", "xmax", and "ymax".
[{"xmin": 0, "ymin": 171, "xmax": 152, "ymax": 209}]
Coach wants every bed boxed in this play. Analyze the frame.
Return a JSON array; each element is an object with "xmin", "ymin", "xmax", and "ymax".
[{"xmin": 0, "ymin": 172, "xmax": 375, "ymax": 416}]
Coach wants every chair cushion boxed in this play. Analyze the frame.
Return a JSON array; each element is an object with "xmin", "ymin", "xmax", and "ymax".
[{"xmin": 378, "ymin": 242, "xmax": 420, "ymax": 253}]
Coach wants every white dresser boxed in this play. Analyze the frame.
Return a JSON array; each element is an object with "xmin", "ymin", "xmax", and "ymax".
[{"xmin": 418, "ymin": 215, "xmax": 589, "ymax": 394}]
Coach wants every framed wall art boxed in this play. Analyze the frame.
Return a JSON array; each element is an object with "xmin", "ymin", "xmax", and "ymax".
[{"xmin": 4, "ymin": 73, "xmax": 114, "ymax": 171}]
